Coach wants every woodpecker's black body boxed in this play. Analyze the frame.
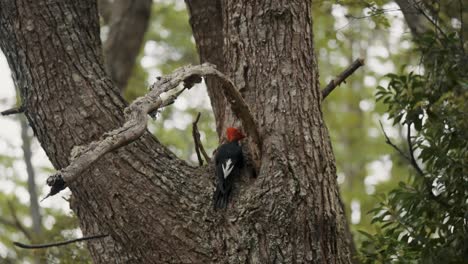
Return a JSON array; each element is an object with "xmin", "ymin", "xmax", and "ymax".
[{"xmin": 213, "ymin": 140, "xmax": 244, "ymax": 209}]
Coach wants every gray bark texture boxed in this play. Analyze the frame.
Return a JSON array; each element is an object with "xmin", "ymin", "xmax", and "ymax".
[{"xmin": 0, "ymin": 0, "xmax": 354, "ymax": 263}]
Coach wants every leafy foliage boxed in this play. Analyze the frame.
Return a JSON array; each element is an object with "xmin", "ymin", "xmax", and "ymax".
[{"xmin": 362, "ymin": 29, "xmax": 468, "ymax": 263}]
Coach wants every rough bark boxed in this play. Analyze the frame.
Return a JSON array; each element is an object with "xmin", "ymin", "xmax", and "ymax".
[
  {"xmin": 102, "ymin": 0, "xmax": 152, "ymax": 92},
  {"xmin": 0, "ymin": 0, "xmax": 353, "ymax": 263}
]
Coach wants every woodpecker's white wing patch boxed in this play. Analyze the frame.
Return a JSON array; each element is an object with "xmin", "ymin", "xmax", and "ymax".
[{"xmin": 222, "ymin": 159, "xmax": 234, "ymax": 179}]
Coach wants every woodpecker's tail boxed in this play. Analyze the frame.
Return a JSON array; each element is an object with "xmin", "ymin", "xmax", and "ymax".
[{"xmin": 213, "ymin": 186, "xmax": 231, "ymax": 210}]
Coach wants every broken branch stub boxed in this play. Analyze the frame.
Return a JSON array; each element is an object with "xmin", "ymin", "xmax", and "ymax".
[
  {"xmin": 43, "ymin": 63, "xmax": 261, "ymax": 199},
  {"xmin": 321, "ymin": 58, "xmax": 365, "ymax": 99}
]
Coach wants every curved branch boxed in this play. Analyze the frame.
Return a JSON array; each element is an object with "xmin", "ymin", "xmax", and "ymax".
[{"xmin": 44, "ymin": 63, "xmax": 261, "ymax": 198}]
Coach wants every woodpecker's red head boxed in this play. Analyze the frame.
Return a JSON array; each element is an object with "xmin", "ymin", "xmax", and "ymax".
[{"xmin": 226, "ymin": 127, "xmax": 245, "ymax": 142}]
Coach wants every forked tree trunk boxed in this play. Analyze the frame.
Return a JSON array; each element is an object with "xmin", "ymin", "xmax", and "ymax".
[{"xmin": 0, "ymin": 0, "xmax": 353, "ymax": 263}]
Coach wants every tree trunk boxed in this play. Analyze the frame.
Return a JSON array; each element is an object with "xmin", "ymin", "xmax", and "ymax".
[
  {"xmin": 102, "ymin": 0, "xmax": 152, "ymax": 92},
  {"xmin": 0, "ymin": 0, "xmax": 353, "ymax": 263}
]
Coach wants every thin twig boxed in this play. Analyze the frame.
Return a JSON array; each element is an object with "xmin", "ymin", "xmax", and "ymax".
[
  {"xmin": 406, "ymin": 123, "xmax": 424, "ymax": 176},
  {"xmin": 14, "ymin": 234, "xmax": 108, "ymax": 249},
  {"xmin": 321, "ymin": 58, "xmax": 365, "ymax": 99},
  {"xmin": 192, "ymin": 112, "xmax": 210, "ymax": 166},
  {"xmin": 1, "ymin": 105, "xmax": 24, "ymax": 116}
]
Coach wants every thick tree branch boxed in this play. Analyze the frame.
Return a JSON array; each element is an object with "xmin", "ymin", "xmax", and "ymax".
[
  {"xmin": 14, "ymin": 234, "xmax": 108, "ymax": 249},
  {"xmin": 44, "ymin": 63, "xmax": 260, "ymax": 198},
  {"xmin": 321, "ymin": 58, "xmax": 365, "ymax": 99},
  {"xmin": 103, "ymin": 0, "xmax": 152, "ymax": 92},
  {"xmin": 192, "ymin": 112, "xmax": 210, "ymax": 166}
]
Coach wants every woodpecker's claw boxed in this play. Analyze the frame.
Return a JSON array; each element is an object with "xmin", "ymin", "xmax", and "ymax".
[{"xmin": 41, "ymin": 173, "xmax": 67, "ymax": 202}]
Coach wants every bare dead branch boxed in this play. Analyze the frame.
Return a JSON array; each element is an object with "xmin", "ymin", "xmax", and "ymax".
[
  {"xmin": 14, "ymin": 234, "xmax": 108, "ymax": 249},
  {"xmin": 321, "ymin": 58, "xmax": 365, "ymax": 99},
  {"xmin": 1, "ymin": 105, "xmax": 24, "ymax": 116},
  {"xmin": 44, "ymin": 63, "xmax": 260, "ymax": 199},
  {"xmin": 192, "ymin": 112, "xmax": 210, "ymax": 166}
]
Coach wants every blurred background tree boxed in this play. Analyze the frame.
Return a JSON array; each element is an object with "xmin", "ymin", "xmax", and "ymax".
[{"xmin": 0, "ymin": 0, "xmax": 465, "ymax": 263}]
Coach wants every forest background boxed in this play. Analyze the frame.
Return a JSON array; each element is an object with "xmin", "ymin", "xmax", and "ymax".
[{"xmin": 0, "ymin": 0, "xmax": 466, "ymax": 263}]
